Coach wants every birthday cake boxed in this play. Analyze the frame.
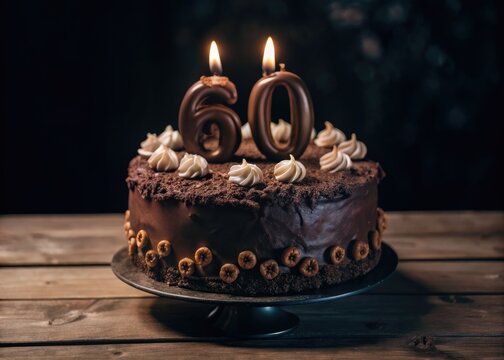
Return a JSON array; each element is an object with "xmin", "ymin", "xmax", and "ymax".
[{"xmin": 124, "ymin": 121, "xmax": 387, "ymax": 295}]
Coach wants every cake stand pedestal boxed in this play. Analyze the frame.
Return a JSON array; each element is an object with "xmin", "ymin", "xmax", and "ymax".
[{"xmin": 111, "ymin": 244, "xmax": 398, "ymax": 339}]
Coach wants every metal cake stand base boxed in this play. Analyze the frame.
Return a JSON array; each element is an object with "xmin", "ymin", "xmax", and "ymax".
[{"xmin": 111, "ymin": 244, "xmax": 398, "ymax": 338}]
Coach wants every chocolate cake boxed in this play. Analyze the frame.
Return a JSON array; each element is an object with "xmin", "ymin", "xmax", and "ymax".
[{"xmin": 124, "ymin": 134, "xmax": 387, "ymax": 296}]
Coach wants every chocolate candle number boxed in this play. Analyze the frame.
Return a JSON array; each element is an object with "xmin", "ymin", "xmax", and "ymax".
[
  {"xmin": 179, "ymin": 42, "xmax": 241, "ymax": 163},
  {"xmin": 248, "ymin": 37, "xmax": 314, "ymax": 162},
  {"xmin": 179, "ymin": 38, "xmax": 313, "ymax": 163},
  {"xmin": 179, "ymin": 77, "xmax": 241, "ymax": 163}
]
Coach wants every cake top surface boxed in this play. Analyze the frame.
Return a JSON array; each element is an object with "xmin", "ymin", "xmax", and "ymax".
[{"xmin": 127, "ymin": 139, "xmax": 384, "ymax": 210}]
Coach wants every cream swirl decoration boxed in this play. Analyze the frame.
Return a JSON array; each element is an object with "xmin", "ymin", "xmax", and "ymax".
[
  {"xmin": 274, "ymin": 154, "xmax": 306, "ymax": 183},
  {"xmin": 338, "ymin": 133, "xmax": 367, "ymax": 159},
  {"xmin": 319, "ymin": 145, "xmax": 352, "ymax": 173},
  {"xmin": 241, "ymin": 123, "xmax": 252, "ymax": 140},
  {"xmin": 148, "ymin": 145, "xmax": 179, "ymax": 172},
  {"xmin": 158, "ymin": 125, "xmax": 173, "ymax": 139},
  {"xmin": 228, "ymin": 159, "xmax": 264, "ymax": 187},
  {"xmin": 178, "ymin": 153, "xmax": 209, "ymax": 179},
  {"xmin": 138, "ymin": 133, "xmax": 161, "ymax": 157},
  {"xmin": 271, "ymin": 119, "xmax": 291, "ymax": 143},
  {"xmin": 314, "ymin": 121, "xmax": 346, "ymax": 148},
  {"xmin": 159, "ymin": 125, "xmax": 184, "ymax": 150},
  {"xmin": 242, "ymin": 120, "xmax": 312, "ymax": 143}
]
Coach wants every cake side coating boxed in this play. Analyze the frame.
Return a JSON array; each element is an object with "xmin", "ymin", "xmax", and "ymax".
[{"xmin": 124, "ymin": 141, "xmax": 387, "ymax": 295}]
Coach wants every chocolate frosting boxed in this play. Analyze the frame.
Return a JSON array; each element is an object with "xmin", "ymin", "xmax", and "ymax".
[{"xmin": 127, "ymin": 140, "xmax": 384, "ymax": 278}]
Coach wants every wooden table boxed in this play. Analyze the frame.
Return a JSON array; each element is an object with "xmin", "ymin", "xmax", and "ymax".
[{"xmin": 1, "ymin": 212, "xmax": 503, "ymax": 359}]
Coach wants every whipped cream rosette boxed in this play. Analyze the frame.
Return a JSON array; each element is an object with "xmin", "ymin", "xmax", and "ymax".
[
  {"xmin": 159, "ymin": 125, "xmax": 184, "ymax": 150},
  {"xmin": 314, "ymin": 121, "xmax": 346, "ymax": 148},
  {"xmin": 274, "ymin": 154, "xmax": 306, "ymax": 183},
  {"xmin": 241, "ymin": 123, "xmax": 252, "ymax": 140},
  {"xmin": 138, "ymin": 133, "xmax": 161, "ymax": 157},
  {"xmin": 338, "ymin": 133, "xmax": 367, "ymax": 160},
  {"xmin": 228, "ymin": 159, "xmax": 264, "ymax": 186},
  {"xmin": 147, "ymin": 144, "xmax": 179, "ymax": 172},
  {"xmin": 178, "ymin": 153, "xmax": 209, "ymax": 179},
  {"xmin": 319, "ymin": 145, "xmax": 352, "ymax": 173},
  {"xmin": 271, "ymin": 119, "xmax": 291, "ymax": 143}
]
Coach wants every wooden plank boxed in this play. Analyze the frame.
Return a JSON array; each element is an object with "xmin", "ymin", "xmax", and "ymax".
[
  {"xmin": 0, "ymin": 214, "xmax": 124, "ymax": 265},
  {"xmin": 0, "ymin": 214, "xmax": 122, "ymax": 229},
  {"xmin": 1, "ymin": 233, "xmax": 502, "ymax": 264},
  {"xmin": 1, "ymin": 295, "xmax": 502, "ymax": 344},
  {"xmin": 374, "ymin": 261, "xmax": 504, "ymax": 295},
  {"xmin": 2, "ymin": 212, "xmax": 503, "ymax": 236},
  {"xmin": 1, "ymin": 337, "xmax": 503, "ymax": 360},
  {"xmin": 1, "ymin": 213, "xmax": 504, "ymax": 265},
  {"xmin": 390, "ymin": 234, "xmax": 504, "ymax": 259},
  {"xmin": 1, "ymin": 261, "xmax": 502, "ymax": 300},
  {"xmin": 0, "ymin": 266, "xmax": 147, "ymax": 299},
  {"xmin": 385, "ymin": 211, "xmax": 504, "ymax": 235},
  {"xmin": 1, "ymin": 212, "xmax": 502, "ymax": 233}
]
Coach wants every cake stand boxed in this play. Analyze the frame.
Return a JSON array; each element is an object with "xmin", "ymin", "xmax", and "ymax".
[{"xmin": 111, "ymin": 243, "xmax": 398, "ymax": 339}]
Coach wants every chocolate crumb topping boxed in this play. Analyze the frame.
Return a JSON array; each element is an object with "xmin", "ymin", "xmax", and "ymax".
[{"xmin": 127, "ymin": 140, "xmax": 384, "ymax": 210}]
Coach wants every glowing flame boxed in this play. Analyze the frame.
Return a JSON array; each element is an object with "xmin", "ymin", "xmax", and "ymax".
[
  {"xmin": 262, "ymin": 37, "xmax": 275, "ymax": 75},
  {"xmin": 209, "ymin": 41, "xmax": 222, "ymax": 76}
]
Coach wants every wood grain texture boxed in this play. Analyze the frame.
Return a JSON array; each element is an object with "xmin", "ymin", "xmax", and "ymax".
[
  {"xmin": 1, "ymin": 212, "xmax": 503, "ymax": 265},
  {"xmin": 1, "ymin": 261, "xmax": 502, "ymax": 300},
  {"xmin": 0, "ymin": 214, "xmax": 124, "ymax": 265},
  {"xmin": 385, "ymin": 211, "xmax": 504, "ymax": 235},
  {"xmin": 1, "ymin": 295, "xmax": 502, "ymax": 344},
  {"xmin": 1, "ymin": 212, "xmax": 503, "ymax": 356},
  {"xmin": 390, "ymin": 234, "xmax": 504, "ymax": 259},
  {"xmin": 1, "ymin": 337, "xmax": 503, "ymax": 360}
]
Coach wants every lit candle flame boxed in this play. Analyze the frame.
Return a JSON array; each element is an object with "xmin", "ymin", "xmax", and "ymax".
[
  {"xmin": 209, "ymin": 41, "xmax": 222, "ymax": 76},
  {"xmin": 262, "ymin": 37, "xmax": 275, "ymax": 75}
]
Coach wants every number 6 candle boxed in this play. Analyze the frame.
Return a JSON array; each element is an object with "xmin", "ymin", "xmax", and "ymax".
[
  {"xmin": 248, "ymin": 37, "xmax": 314, "ymax": 161},
  {"xmin": 179, "ymin": 41, "xmax": 242, "ymax": 163}
]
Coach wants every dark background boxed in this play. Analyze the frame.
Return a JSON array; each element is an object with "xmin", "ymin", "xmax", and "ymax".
[{"xmin": 1, "ymin": 0, "xmax": 502, "ymax": 214}]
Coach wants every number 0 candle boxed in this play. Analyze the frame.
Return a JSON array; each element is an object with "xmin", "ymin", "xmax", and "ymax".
[
  {"xmin": 178, "ymin": 41, "xmax": 242, "ymax": 163},
  {"xmin": 248, "ymin": 37, "xmax": 314, "ymax": 161}
]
